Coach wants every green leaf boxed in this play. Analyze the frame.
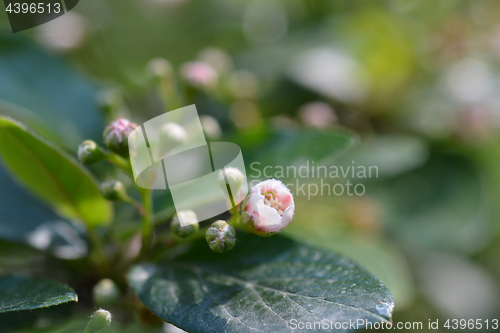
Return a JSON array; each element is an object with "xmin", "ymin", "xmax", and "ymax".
[
  {"xmin": 0, "ymin": 34, "xmax": 104, "ymax": 150},
  {"xmin": 284, "ymin": 195, "xmax": 415, "ymax": 309},
  {"xmin": 0, "ymin": 276, "xmax": 77, "ymax": 313},
  {"xmin": 241, "ymin": 128, "xmax": 358, "ymax": 177},
  {"xmin": 0, "ymin": 162, "xmax": 88, "ymax": 259},
  {"xmin": 0, "ymin": 117, "xmax": 112, "ymax": 227},
  {"xmin": 128, "ymin": 233, "xmax": 393, "ymax": 333},
  {"xmin": 374, "ymin": 153, "xmax": 492, "ymax": 254}
]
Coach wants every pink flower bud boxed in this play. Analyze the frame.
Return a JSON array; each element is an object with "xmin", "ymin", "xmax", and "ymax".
[
  {"xmin": 298, "ymin": 102, "xmax": 337, "ymax": 129},
  {"xmin": 241, "ymin": 179, "xmax": 294, "ymax": 237},
  {"xmin": 180, "ymin": 61, "xmax": 218, "ymax": 88},
  {"xmin": 103, "ymin": 118, "xmax": 138, "ymax": 157}
]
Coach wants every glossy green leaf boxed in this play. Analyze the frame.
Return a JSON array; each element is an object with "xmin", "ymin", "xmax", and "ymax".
[
  {"xmin": 0, "ymin": 117, "xmax": 112, "ymax": 227},
  {"xmin": 8, "ymin": 316, "xmax": 167, "ymax": 333},
  {"xmin": 128, "ymin": 233, "xmax": 393, "ymax": 333},
  {"xmin": 0, "ymin": 276, "xmax": 77, "ymax": 313},
  {"xmin": 285, "ymin": 195, "xmax": 415, "ymax": 309}
]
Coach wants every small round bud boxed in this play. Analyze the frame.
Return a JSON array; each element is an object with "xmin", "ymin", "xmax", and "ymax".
[
  {"xmin": 180, "ymin": 61, "xmax": 218, "ymax": 89},
  {"xmin": 35, "ymin": 12, "xmax": 87, "ymax": 53},
  {"xmin": 92, "ymin": 279, "xmax": 120, "ymax": 306},
  {"xmin": 205, "ymin": 220, "xmax": 236, "ymax": 253},
  {"xmin": 101, "ymin": 180, "xmax": 128, "ymax": 201},
  {"xmin": 147, "ymin": 58, "xmax": 174, "ymax": 82},
  {"xmin": 200, "ymin": 115, "xmax": 222, "ymax": 139},
  {"xmin": 159, "ymin": 122, "xmax": 187, "ymax": 158},
  {"xmin": 241, "ymin": 179, "xmax": 294, "ymax": 237},
  {"xmin": 103, "ymin": 118, "xmax": 138, "ymax": 157},
  {"xmin": 226, "ymin": 70, "xmax": 259, "ymax": 99},
  {"xmin": 171, "ymin": 210, "xmax": 199, "ymax": 238},
  {"xmin": 218, "ymin": 167, "xmax": 244, "ymax": 194},
  {"xmin": 298, "ymin": 102, "xmax": 337, "ymax": 129},
  {"xmin": 97, "ymin": 88, "xmax": 123, "ymax": 118},
  {"xmin": 198, "ymin": 47, "xmax": 233, "ymax": 74},
  {"xmin": 84, "ymin": 309, "xmax": 112, "ymax": 333},
  {"xmin": 78, "ymin": 140, "xmax": 105, "ymax": 164}
]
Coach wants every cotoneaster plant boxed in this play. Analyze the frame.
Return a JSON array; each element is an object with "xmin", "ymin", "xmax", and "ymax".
[{"xmin": 0, "ymin": 57, "xmax": 394, "ymax": 333}]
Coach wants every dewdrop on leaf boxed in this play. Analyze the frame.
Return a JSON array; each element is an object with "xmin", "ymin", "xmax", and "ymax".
[{"xmin": 240, "ymin": 179, "xmax": 294, "ymax": 237}]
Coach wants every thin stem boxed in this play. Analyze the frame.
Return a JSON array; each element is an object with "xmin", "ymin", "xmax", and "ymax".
[
  {"xmin": 104, "ymin": 151, "xmax": 133, "ymax": 178},
  {"xmin": 88, "ymin": 227, "xmax": 109, "ymax": 276},
  {"xmin": 139, "ymin": 187, "xmax": 154, "ymax": 256},
  {"xmin": 228, "ymin": 206, "xmax": 240, "ymax": 228},
  {"xmin": 122, "ymin": 196, "xmax": 145, "ymax": 216}
]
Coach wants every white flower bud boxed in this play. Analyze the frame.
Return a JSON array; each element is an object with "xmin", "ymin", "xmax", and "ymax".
[
  {"xmin": 171, "ymin": 211, "xmax": 199, "ymax": 238},
  {"xmin": 84, "ymin": 309, "xmax": 112, "ymax": 333},
  {"xmin": 218, "ymin": 167, "xmax": 244, "ymax": 195},
  {"xmin": 92, "ymin": 279, "xmax": 120, "ymax": 306},
  {"xmin": 147, "ymin": 58, "xmax": 174, "ymax": 81},
  {"xmin": 159, "ymin": 122, "xmax": 187, "ymax": 158},
  {"xmin": 200, "ymin": 115, "xmax": 222, "ymax": 139}
]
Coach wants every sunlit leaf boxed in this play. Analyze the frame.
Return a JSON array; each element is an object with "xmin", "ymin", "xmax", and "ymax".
[
  {"xmin": 0, "ymin": 117, "xmax": 112, "ymax": 227},
  {"xmin": 0, "ymin": 276, "xmax": 77, "ymax": 313}
]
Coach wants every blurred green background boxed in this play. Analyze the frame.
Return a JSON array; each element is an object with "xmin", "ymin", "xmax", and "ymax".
[{"xmin": 2, "ymin": 0, "xmax": 500, "ymax": 331}]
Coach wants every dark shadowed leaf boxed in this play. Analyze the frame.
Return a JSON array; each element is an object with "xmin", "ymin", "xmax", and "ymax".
[
  {"xmin": 0, "ymin": 117, "xmax": 112, "ymax": 227},
  {"xmin": 128, "ymin": 233, "xmax": 393, "ymax": 333},
  {"xmin": 0, "ymin": 33, "xmax": 104, "ymax": 150},
  {"xmin": 0, "ymin": 276, "xmax": 77, "ymax": 313},
  {"xmin": 0, "ymin": 162, "xmax": 88, "ymax": 259}
]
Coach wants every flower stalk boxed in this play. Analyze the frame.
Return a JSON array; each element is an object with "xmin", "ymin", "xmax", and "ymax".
[{"xmin": 138, "ymin": 187, "xmax": 154, "ymax": 257}]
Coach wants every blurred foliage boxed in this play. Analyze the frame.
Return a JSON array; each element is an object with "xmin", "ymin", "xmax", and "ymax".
[{"xmin": 1, "ymin": 0, "xmax": 500, "ymax": 331}]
